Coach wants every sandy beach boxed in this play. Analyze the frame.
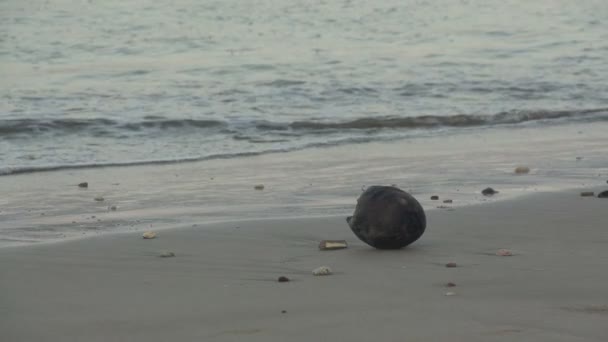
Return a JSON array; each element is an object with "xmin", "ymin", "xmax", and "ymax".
[{"xmin": 1, "ymin": 189, "xmax": 606, "ymax": 342}]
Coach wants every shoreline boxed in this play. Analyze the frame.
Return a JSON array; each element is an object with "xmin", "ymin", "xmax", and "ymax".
[
  {"xmin": 1, "ymin": 188, "xmax": 606, "ymax": 341},
  {"xmin": 0, "ymin": 186, "xmax": 605, "ymax": 251},
  {"xmin": 1, "ymin": 120, "xmax": 607, "ymax": 248}
]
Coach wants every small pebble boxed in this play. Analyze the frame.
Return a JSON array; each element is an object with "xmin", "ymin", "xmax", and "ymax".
[
  {"xmin": 496, "ymin": 249, "xmax": 513, "ymax": 256},
  {"xmin": 481, "ymin": 187, "xmax": 498, "ymax": 196},
  {"xmin": 443, "ymin": 199, "xmax": 453, "ymax": 203},
  {"xmin": 580, "ymin": 191, "xmax": 595, "ymax": 197},
  {"xmin": 597, "ymin": 190, "xmax": 608, "ymax": 198},
  {"xmin": 445, "ymin": 292, "xmax": 456, "ymax": 296},
  {"xmin": 94, "ymin": 196, "xmax": 104, "ymax": 202},
  {"xmin": 278, "ymin": 276, "xmax": 290, "ymax": 283},
  {"xmin": 142, "ymin": 231, "xmax": 157, "ymax": 239},
  {"xmin": 254, "ymin": 184, "xmax": 265, "ymax": 190},
  {"xmin": 446, "ymin": 282, "xmax": 456, "ymax": 287},
  {"xmin": 159, "ymin": 251, "xmax": 175, "ymax": 258},
  {"xmin": 78, "ymin": 182, "xmax": 88, "ymax": 188},
  {"xmin": 281, "ymin": 310, "xmax": 287, "ymax": 314},
  {"xmin": 312, "ymin": 266, "xmax": 332, "ymax": 276},
  {"xmin": 514, "ymin": 166, "xmax": 530, "ymax": 174},
  {"xmin": 445, "ymin": 262, "xmax": 458, "ymax": 268},
  {"xmin": 430, "ymin": 195, "xmax": 439, "ymax": 200},
  {"xmin": 109, "ymin": 205, "xmax": 117, "ymax": 211}
]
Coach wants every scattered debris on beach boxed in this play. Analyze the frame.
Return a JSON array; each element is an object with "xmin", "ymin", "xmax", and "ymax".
[
  {"xmin": 445, "ymin": 262, "xmax": 458, "ymax": 268},
  {"xmin": 159, "ymin": 251, "xmax": 175, "ymax": 258},
  {"xmin": 443, "ymin": 199, "xmax": 453, "ymax": 203},
  {"xmin": 514, "ymin": 166, "xmax": 530, "ymax": 174},
  {"xmin": 94, "ymin": 196, "xmax": 105, "ymax": 202},
  {"xmin": 77, "ymin": 182, "xmax": 88, "ymax": 188},
  {"xmin": 481, "ymin": 187, "xmax": 498, "ymax": 196},
  {"xmin": 277, "ymin": 276, "xmax": 290, "ymax": 283},
  {"xmin": 580, "ymin": 191, "xmax": 595, "ymax": 197},
  {"xmin": 254, "ymin": 184, "xmax": 265, "ymax": 190},
  {"xmin": 312, "ymin": 266, "xmax": 332, "ymax": 276},
  {"xmin": 142, "ymin": 231, "xmax": 157, "ymax": 239},
  {"xmin": 496, "ymin": 249, "xmax": 513, "ymax": 256},
  {"xmin": 318, "ymin": 240, "xmax": 348, "ymax": 250},
  {"xmin": 446, "ymin": 282, "xmax": 456, "ymax": 287},
  {"xmin": 430, "ymin": 195, "xmax": 439, "ymax": 200},
  {"xmin": 597, "ymin": 190, "xmax": 608, "ymax": 198}
]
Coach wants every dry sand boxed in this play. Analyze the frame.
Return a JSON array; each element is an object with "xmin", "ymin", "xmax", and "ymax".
[{"xmin": 1, "ymin": 190, "xmax": 607, "ymax": 341}]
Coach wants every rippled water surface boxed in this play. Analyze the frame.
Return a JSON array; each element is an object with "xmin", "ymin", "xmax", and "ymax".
[{"xmin": 1, "ymin": 0, "xmax": 608, "ymax": 172}]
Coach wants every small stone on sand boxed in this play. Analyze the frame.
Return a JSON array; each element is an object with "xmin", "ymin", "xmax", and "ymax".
[
  {"xmin": 514, "ymin": 166, "xmax": 530, "ymax": 174},
  {"xmin": 281, "ymin": 310, "xmax": 287, "ymax": 314},
  {"xmin": 318, "ymin": 240, "xmax": 348, "ymax": 250},
  {"xmin": 596, "ymin": 190, "xmax": 608, "ymax": 198},
  {"xmin": 443, "ymin": 199, "xmax": 453, "ymax": 203},
  {"xmin": 496, "ymin": 249, "xmax": 513, "ymax": 256},
  {"xmin": 254, "ymin": 184, "xmax": 265, "ymax": 190},
  {"xmin": 481, "ymin": 187, "xmax": 498, "ymax": 196},
  {"xmin": 109, "ymin": 205, "xmax": 117, "ymax": 211},
  {"xmin": 94, "ymin": 196, "xmax": 104, "ymax": 202},
  {"xmin": 445, "ymin": 262, "xmax": 457, "ymax": 268},
  {"xmin": 277, "ymin": 276, "xmax": 290, "ymax": 283},
  {"xmin": 78, "ymin": 182, "xmax": 88, "ymax": 188},
  {"xmin": 580, "ymin": 191, "xmax": 595, "ymax": 197},
  {"xmin": 159, "ymin": 251, "xmax": 175, "ymax": 258},
  {"xmin": 312, "ymin": 266, "xmax": 332, "ymax": 276},
  {"xmin": 430, "ymin": 195, "xmax": 439, "ymax": 200},
  {"xmin": 142, "ymin": 231, "xmax": 157, "ymax": 239},
  {"xmin": 446, "ymin": 282, "xmax": 456, "ymax": 287}
]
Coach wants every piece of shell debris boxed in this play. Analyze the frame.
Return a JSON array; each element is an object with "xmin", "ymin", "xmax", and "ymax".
[
  {"xmin": 496, "ymin": 249, "xmax": 513, "ymax": 256},
  {"xmin": 277, "ymin": 276, "xmax": 290, "ymax": 283},
  {"xmin": 580, "ymin": 191, "xmax": 595, "ymax": 197},
  {"xmin": 254, "ymin": 184, "xmax": 265, "ymax": 190},
  {"xmin": 142, "ymin": 231, "xmax": 157, "ymax": 239},
  {"xmin": 445, "ymin": 292, "xmax": 456, "ymax": 296},
  {"xmin": 318, "ymin": 240, "xmax": 348, "ymax": 250},
  {"xmin": 108, "ymin": 205, "xmax": 117, "ymax": 211},
  {"xmin": 514, "ymin": 166, "xmax": 530, "ymax": 174},
  {"xmin": 94, "ymin": 196, "xmax": 105, "ymax": 202},
  {"xmin": 312, "ymin": 266, "xmax": 332, "ymax": 276},
  {"xmin": 159, "ymin": 251, "xmax": 175, "ymax": 257},
  {"xmin": 78, "ymin": 182, "xmax": 88, "ymax": 188},
  {"xmin": 446, "ymin": 282, "xmax": 456, "ymax": 287},
  {"xmin": 445, "ymin": 262, "xmax": 458, "ymax": 268}
]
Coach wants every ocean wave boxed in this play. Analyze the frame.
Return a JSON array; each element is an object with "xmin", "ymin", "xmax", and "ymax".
[
  {"xmin": 281, "ymin": 108, "xmax": 608, "ymax": 130},
  {"xmin": 2, "ymin": 108, "xmax": 607, "ymax": 139},
  {"xmin": 0, "ymin": 118, "xmax": 226, "ymax": 136}
]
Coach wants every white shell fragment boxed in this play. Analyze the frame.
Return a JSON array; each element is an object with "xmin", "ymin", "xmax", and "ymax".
[
  {"xmin": 318, "ymin": 240, "xmax": 348, "ymax": 250},
  {"xmin": 142, "ymin": 231, "xmax": 157, "ymax": 239},
  {"xmin": 159, "ymin": 251, "xmax": 175, "ymax": 258},
  {"xmin": 496, "ymin": 249, "xmax": 513, "ymax": 256},
  {"xmin": 312, "ymin": 266, "xmax": 332, "ymax": 276},
  {"xmin": 445, "ymin": 292, "xmax": 456, "ymax": 296}
]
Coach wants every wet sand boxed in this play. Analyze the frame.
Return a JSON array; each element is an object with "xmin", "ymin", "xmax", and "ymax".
[{"xmin": 1, "ymin": 190, "xmax": 607, "ymax": 341}]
